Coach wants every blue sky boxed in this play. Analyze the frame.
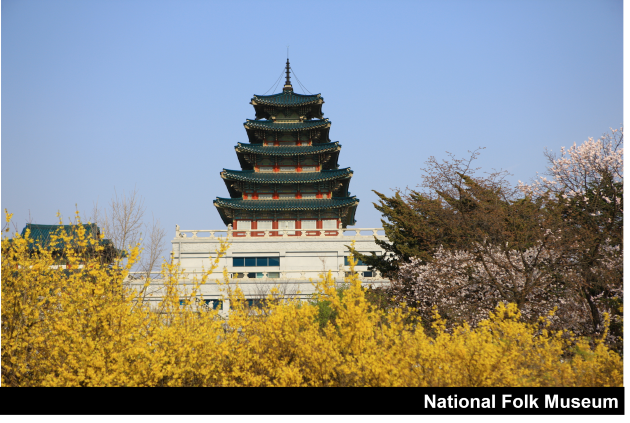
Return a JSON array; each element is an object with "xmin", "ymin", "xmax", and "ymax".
[{"xmin": 1, "ymin": 0, "xmax": 622, "ymax": 249}]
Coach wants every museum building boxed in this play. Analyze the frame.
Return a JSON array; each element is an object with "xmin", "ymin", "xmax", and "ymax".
[{"xmin": 136, "ymin": 61, "xmax": 389, "ymax": 310}]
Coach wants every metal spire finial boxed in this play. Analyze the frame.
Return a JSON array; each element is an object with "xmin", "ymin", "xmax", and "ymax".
[{"xmin": 283, "ymin": 57, "xmax": 293, "ymax": 92}]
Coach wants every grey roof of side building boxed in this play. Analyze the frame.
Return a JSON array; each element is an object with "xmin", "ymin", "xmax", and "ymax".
[{"xmin": 10, "ymin": 224, "xmax": 125, "ymax": 259}]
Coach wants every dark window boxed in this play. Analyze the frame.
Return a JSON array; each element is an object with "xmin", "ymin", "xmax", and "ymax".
[
  {"xmin": 179, "ymin": 298, "xmax": 222, "ymax": 310},
  {"xmin": 231, "ymin": 272, "xmax": 256, "ymax": 279},
  {"xmin": 363, "ymin": 271, "xmax": 374, "ymax": 278},
  {"xmin": 204, "ymin": 299, "xmax": 222, "ymax": 310},
  {"xmin": 233, "ymin": 257, "xmax": 281, "ymax": 267},
  {"xmin": 345, "ymin": 256, "xmax": 366, "ymax": 266},
  {"xmin": 232, "ymin": 272, "xmax": 280, "ymax": 279},
  {"xmin": 246, "ymin": 299, "xmax": 264, "ymax": 309},
  {"xmin": 256, "ymin": 257, "xmax": 268, "ymax": 266}
]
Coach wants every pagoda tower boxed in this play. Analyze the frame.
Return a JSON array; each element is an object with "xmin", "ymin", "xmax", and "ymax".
[{"xmin": 213, "ymin": 60, "xmax": 359, "ymax": 235}]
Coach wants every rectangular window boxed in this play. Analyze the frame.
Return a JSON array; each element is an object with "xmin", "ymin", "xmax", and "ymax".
[
  {"xmin": 279, "ymin": 220, "xmax": 293, "ymax": 228},
  {"xmin": 279, "ymin": 166, "xmax": 295, "ymax": 172},
  {"xmin": 257, "ymin": 220, "xmax": 273, "ymax": 230},
  {"xmin": 204, "ymin": 299, "xmax": 223, "ymax": 310},
  {"xmin": 301, "ymin": 193, "xmax": 317, "ymax": 199},
  {"xmin": 345, "ymin": 256, "xmax": 366, "ymax": 266},
  {"xmin": 323, "ymin": 219, "xmax": 338, "ymax": 229},
  {"xmin": 257, "ymin": 194, "xmax": 273, "ymax": 200},
  {"xmin": 301, "ymin": 220, "xmax": 317, "ymax": 230},
  {"xmin": 259, "ymin": 167, "xmax": 274, "ymax": 173},
  {"xmin": 237, "ymin": 220, "xmax": 251, "ymax": 231},
  {"xmin": 302, "ymin": 166, "xmax": 317, "ymax": 172},
  {"xmin": 246, "ymin": 299, "xmax": 264, "ymax": 308},
  {"xmin": 278, "ymin": 220, "xmax": 296, "ymax": 235},
  {"xmin": 233, "ymin": 257, "xmax": 281, "ymax": 267},
  {"xmin": 279, "ymin": 193, "xmax": 295, "ymax": 199},
  {"xmin": 232, "ymin": 272, "xmax": 257, "ymax": 279}
]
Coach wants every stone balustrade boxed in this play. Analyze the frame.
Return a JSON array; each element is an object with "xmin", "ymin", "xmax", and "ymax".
[
  {"xmin": 174, "ymin": 227, "xmax": 386, "ymax": 239},
  {"xmin": 125, "ymin": 268, "xmax": 385, "ymax": 282},
  {"xmin": 227, "ymin": 269, "xmax": 384, "ymax": 281}
]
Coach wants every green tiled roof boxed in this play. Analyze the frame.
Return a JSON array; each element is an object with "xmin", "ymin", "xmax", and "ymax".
[
  {"xmin": 235, "ymin": 142, "xmax": 340, "ymax": 156},
  {"xmin": 244, "ymin": 119, "xmax": 330, "ymax": 132},
  {"xmin": 221, "ymin": 168, "xmax": 352, "ymax": 183},
  {"xmin": 15, "ymin": 224, "xmax": 124, "ymax": 258},
  {"xmin": 20, "ymin": 223, "xmax": 101, "ymax": 246},
  {"xmin": 214, "ymin": 197, "xmax": 358, "ymax": 211},
  {"xmin": 251, "ymin": 92, "xmax": 322, "ymax": 107}
]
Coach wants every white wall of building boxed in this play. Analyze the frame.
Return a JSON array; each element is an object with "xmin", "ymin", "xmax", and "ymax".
[{"xmin": 126, "ymin": 228, "xmax": 391, "ymax": 311}]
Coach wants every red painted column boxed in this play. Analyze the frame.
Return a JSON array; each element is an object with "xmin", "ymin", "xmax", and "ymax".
[
  {"xmin": 251, "ymin": 220, "xmax": 259, "ymax": 237},
  {"xmin": 234, "ymin": 220, "xmax": 243, "ymax": 237}
]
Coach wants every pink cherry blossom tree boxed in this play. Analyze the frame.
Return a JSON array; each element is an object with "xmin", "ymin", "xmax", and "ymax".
[{"xmin": 387, "ymin": 129, "xmax": 622, "ymax": 346}]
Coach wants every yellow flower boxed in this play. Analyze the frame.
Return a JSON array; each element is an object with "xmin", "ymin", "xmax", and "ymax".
[{"xmin": 1, "ymin": 214, "xmax": 622, "ymax": 387}]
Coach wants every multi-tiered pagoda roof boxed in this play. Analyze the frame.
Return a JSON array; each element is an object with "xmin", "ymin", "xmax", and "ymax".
[
  {"xmin": 251, "ymin": 91, "xmax": 324, "ymax": 120},
  {"xmin": 214, "ymin": 60, "xmax": 358, "ymax": 232},
  {"xmin": 235, "ymin": 141, "xmax": 341, "ymax": 170},
  {"xmin": 243, "ymin": 119, "xmax": 331, "ymax": 144}
]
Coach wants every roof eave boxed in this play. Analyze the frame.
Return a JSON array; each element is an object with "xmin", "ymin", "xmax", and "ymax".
[
  {"xmin": 213, "ymin": 197, "xmax": 358, "ymax": 212},
  {"xmin": 234, "ymin": 141, "xmax": 341, "ymax": 156},
  {"xmin": 220, "ymin": 169, "xmax": 353, "ymax": 184}
]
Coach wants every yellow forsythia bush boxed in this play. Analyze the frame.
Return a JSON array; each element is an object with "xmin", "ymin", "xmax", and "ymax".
[{"xmin": 1, "ymin": 215, "xmax": 622, "ymax": 387}]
